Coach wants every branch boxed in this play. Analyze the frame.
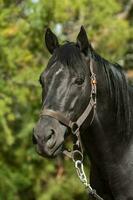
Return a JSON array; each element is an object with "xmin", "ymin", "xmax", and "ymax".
[{"xmin": 117, "ymin": 0, "xmax": 133, "ymax": 19}]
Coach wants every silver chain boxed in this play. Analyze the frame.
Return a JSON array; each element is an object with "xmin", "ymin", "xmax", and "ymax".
[
  {"xmin": 72, "ymin": 150, "xmax": 104, "ymax": 200},
  {"xmin": 75, "ymin": 160, "xmax": 93, "ymax": 191}
]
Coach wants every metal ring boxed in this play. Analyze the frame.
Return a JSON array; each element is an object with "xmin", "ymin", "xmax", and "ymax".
[
  {"xmin": 72, "ymin": 150, "xmax": 83, "ymax": 162},
  {"xmin": 71, "ymin": 122, "xmax": 79, "ymax": 134}
]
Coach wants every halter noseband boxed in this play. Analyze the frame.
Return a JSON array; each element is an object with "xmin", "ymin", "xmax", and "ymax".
[{"xmin": 40, "ymin": 58, "xmax": 97, "ymax": 157}]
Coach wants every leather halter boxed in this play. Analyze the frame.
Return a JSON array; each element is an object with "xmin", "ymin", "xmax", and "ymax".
[{"xmin": 40, "ymin": 58, "xmax": 97, "ymax": 157}]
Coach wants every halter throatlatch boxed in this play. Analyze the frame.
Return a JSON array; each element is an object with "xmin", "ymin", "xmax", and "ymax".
[{"xmin": 40, "ymin": 59, "xmax": 104, "ymax": 200}]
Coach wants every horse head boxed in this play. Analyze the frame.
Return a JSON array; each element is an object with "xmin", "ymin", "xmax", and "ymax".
[{"xmin": 33, "ymin": 27, "xmax": 94, "ymax": 158}]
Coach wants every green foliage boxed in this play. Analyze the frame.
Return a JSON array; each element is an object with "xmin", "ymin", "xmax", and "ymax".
[{"xmin": 0, "ymin": 0, "xmax": 132, "ymax": 199}]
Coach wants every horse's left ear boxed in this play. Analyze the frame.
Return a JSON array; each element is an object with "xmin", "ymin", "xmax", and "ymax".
[
  {"xmin": 76, "ymin": 26, "xmax": 91, "ymax": 55},
  {"xmin": 45, "ymin": 28, "xmax": 59, "ymax": 54}
]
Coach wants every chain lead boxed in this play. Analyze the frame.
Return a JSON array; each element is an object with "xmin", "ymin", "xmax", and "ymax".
[
  {"xmin": 75, "ymin": 160, "xmax": 92, "ymax": 190},
  {"xmin": 73, "ymin": 157, "xmax": 104, "ymax": 200}
]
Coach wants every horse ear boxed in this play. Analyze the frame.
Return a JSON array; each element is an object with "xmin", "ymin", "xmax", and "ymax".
[
  {"xmin": 76, "ymin": 26, "xmax": 91, "ymax": 55},
  {"xmin": 45, "ymin": 28, "xmax": 59, "ymax": 54}
]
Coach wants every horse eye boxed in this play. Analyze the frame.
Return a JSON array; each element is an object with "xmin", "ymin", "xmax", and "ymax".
[{"xmin": 75, "ymin": 78, "xmax": 84, "ymax": 85}]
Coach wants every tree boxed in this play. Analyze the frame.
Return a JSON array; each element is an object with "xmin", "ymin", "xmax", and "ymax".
[{"xmin": 0, "ymin": 0, "xmax": 132, "ymax": 199}]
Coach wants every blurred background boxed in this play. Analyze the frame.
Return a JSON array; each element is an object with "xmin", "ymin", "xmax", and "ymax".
[{"xmin": 0, "ymin": 0, "xmax": 133, "ymax": 199}]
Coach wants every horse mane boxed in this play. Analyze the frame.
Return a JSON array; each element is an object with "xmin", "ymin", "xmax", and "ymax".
[{"xmin": 92, "ymin": 51, "xmax": 131, "ymax": 139}]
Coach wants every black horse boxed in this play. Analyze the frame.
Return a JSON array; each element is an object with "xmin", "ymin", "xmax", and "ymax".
[{"xmin": 33, "ymin": 26, "xmax": 133, "ymax": 200}]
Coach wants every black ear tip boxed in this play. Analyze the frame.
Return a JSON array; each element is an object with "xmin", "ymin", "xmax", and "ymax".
[
  {"xmin": 46, "ymin": 27, "xmax": 52, "ymax": 35},
  {"xmin": 80, "ymin": 25, "xmax": 86, "ymax": 32},
  {"xmin": 81, "ymin": 25, "xmax": 84, "ymax": 29}
]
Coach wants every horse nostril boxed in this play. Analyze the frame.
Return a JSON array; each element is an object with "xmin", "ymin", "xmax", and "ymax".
[
  {"xmin": 32, "ymin": 134, "xmax": 37, "ymax": 144},
  {"xmin": 46, "ymin": 129, "xmax": 56, "ymax": 149},
  {"xmin": 46, "ymin": 129, "xmax": 55, "ymax": 140},
  {"xmin": 50, "ymin": 129, "xmax": 55, "ymax": 137}
]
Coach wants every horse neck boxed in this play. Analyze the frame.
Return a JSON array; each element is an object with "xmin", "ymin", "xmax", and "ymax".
[{"xmin": 82, "ymin": 56, "xmax": 131, "ymax": 165}]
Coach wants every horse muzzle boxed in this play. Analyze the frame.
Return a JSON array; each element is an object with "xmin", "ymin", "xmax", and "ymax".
[{"xmin": 32, "ymin": 116, "xmax": 66, "ymax": 158}]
